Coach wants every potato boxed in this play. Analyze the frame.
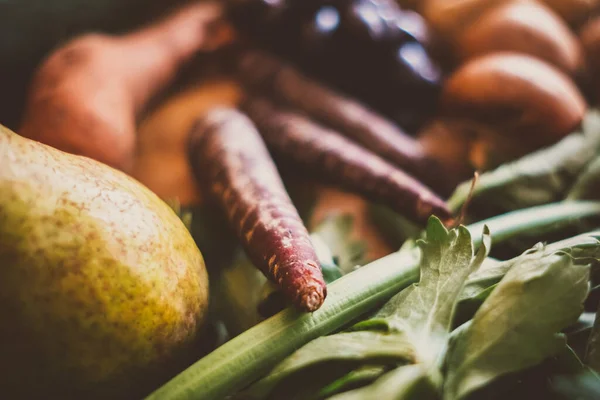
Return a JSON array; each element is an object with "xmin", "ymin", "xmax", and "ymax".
[
  {"xmin": 420, "ymin": 0, "xmax": 511, "ymax": 42},
  {"xmin": 440, "ymin": 52, "xmax": 587, "ymax": 150},
  {"xmin": 457, "ymin": 1, "xmax": 584, "ymax": 76},
  {"xmin": 541, "ymin": 0, "xmax": 600, "ymax": 27},
  {"xmin": 580, "ymin": 16, "xmax": 600, "ymax": 102}
]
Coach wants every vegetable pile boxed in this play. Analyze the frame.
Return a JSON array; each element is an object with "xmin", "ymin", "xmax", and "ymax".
[
  {"xmin": 8, "ymin": 0, "xmax": 600, "ymax": 399},
  {"xmin": 18, "ymin": 1, "xmax": 232, "ymax": 172},
  {"xmin": 151, "ymin": 203, "xmax": 600, "ymax": 400}
]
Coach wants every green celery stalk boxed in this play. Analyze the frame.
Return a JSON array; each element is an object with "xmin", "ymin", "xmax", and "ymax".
[
  {"xmin": 467, "ymin": 201, "xmax": 600, "ymax": 247},
  {"xmin": 147, "ymin": 201, "xmax": 600, "ymax": 400}
]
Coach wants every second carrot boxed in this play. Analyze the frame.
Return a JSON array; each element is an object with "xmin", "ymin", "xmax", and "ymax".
[{"xmin": 242, "ymin": 97, "xmax": 452, "ymax": 226}]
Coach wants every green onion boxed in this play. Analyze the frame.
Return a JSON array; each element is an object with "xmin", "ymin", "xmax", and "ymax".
[{"xmin": 147, "ymin": 201, "xmax": 600, "ymax": 400}]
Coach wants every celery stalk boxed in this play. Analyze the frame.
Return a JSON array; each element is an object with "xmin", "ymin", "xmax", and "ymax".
[{"xmin": 147, "ymin": 201, "xmax": 600, "ymax": 400}]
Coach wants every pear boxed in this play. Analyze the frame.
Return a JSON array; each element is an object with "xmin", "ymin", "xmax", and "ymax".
[{"xmin": 0, "ymin": 124, "xmax": 209, "ymax": 399}]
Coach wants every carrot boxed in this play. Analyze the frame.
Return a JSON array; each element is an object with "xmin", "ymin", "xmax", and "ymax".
[
  {"xmin": 234, "ymin": 50, "xmax": 451, "ymax": 195},
  {"xmin": 242, "ymin": 97, "xmax": 452, "ymax": 225},
  {"xmin": 19, "ymin": 1, "xmax": 231, "ymax": 172},
  {"xmin": 188, "ymin": 108, "xmax": 327, "ymax": 312}
]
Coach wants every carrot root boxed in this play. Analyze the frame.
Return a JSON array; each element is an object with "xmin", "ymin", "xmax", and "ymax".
[
  {"xmin": 242, "ymin": 97, "xmax": 452, "ymax": 225},
  {"xmin": 234, "ymin": 49, "xmax": 452, "ymax": 195},
  {"xmin": 188, "ymin": 108, "xmax": 327, "ymax": 312}
]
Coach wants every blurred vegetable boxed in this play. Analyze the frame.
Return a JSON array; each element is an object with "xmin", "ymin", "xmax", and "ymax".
[
  {"xmin": 580, "ymin": 15, "xmax": 600, "ymax": 102},
  {"xmin": 243, "ymin": 97, "xmax": 452, "ymax": 225},
  {"xmin": 551, "ymin": 368, "xmax": 600, "ymax": 400},
  {"xmin": 417, "ymin": 119, "xmax": 476, "ymax": 185},
  {"xmin": 448, "ymin": 110, "xmax": 600, "ymax": 215},
  {"xmin": 420, "ymin": 0, "xmax": 509, "ymax": 46},
  {"xmin": 309, "ymin": 186, "xmax": 394, "ymax": 261},
  {"xmin": 586, "ymin": 305, "xmax": 600, "ymax": 372},
  {"xmin": 133, "ymin": 78, "xmax": 243, "ymax": 205},
  {"xmin": 417, "ymin": 117, "xmax": 531, "ymax": 184},
  {"xmin": 542, "ymin": 0, "xmax": 600, "ymax": 27},
  {"xmin": 309, "ymin": 214, "xmax": 367, "ymax": 275},
  {"xmin": 421, "ymin": 0, "xmax": 596, "ymax": 52},
  {"xmin": 235, "ymin": 49, "xmax": 450, "ymax": 194},
  {"xmin": 0, "ymin": 0, "xmax": 187, "ymax": 130},
  {"xmin": 457, "ymin": 1, "xmax": 584, "ymax": 77},
  {"xmin": 225, "ymin": 0, "xmax": 441, "ymax": 131},
  {"xmin": 19, "ymin": 1, "xmax": 230, "ymax": 171},
  {"xmin": 441, "ymin": 53, "xmax": 587, "ymax": 151},
  {"xmin": 567, "ymin": 156, "xmax": 600, "ymax": 200}
]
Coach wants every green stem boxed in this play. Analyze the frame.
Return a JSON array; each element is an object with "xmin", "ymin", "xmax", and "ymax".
[
  {"xmin": 468, "ymin": 201, "xmax": 600, "ymax": 247},
  {"xmin": 147, "ymin": 201, "xmax": 600, "ymax": 400},
  {"xmin": 149, "ymin": 249, "xmax": 420, "ymax": 400}
]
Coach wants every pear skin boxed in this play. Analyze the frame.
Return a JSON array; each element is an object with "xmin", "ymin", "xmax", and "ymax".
[{"xmin": 0, "ymin": 124, "xmax": 209, "ymax": 399}]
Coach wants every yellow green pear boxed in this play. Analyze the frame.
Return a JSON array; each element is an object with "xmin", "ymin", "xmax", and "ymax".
[{"xmin": 0, "ymin": 124, "xmax": 209, "ymax": 399}]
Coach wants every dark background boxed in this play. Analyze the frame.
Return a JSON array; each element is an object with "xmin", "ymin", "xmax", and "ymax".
[{"xmin": 0, "ymin": 0, "xmax": 193, "ymax": 131}]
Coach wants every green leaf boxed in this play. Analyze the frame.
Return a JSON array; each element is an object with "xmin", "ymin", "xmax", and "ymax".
[
  {"xmin": 317, "ymin": 366, "xmax": 388, "ymax": 398},
  {"xmin": 368, "ymin": 204, "xmax": 421, "ymax": 249},
  {"xmin": 327, "ymin": 365, "xmax": 439, "ymax": 400},
  {"xmin": 147, "ymin": 202, "xmax": 600, "ymax": 400},
  {"xmin": 213, "ymin": 249, "xmax": 269, "ymax": 337},
  {"xmin": 551, "ymin": 368, "xmax": 600, "ymax": 400},
  {"xmin": 458, "ymin": 232, "xmax": 600, "ymax": 309},
  {"xmin": 566, "ymin": 312, "xmax": 596, "ymax": 361},
  {"xmin": 311, "ymin": 214, "xmax": 367, "ymax": 275},
  {"xmin": 311, "ymin": 235, "xmax": 344, "ymax": 284},
  {"xmin": 567, "ymin": 155, "xmax": 600, "ymax": 201},
  {"xmin": 448, "ymin": 110, "xmax": 600, "ymax": 214},
  {"xmin": 372, "ymin": 218, "xmax": 491, "ymax": 366},
  {"xmin": 240, "ymin": 331, "xmax": 415, "ymax": 399},
  {"xmin": 240, "ymin": 218, "xmax": 489, "ymax": 399},
  {"xmin": 455, "ymin": 344, "xmax": 585, "ymax": 400},
  {"xmin": 183, "ymin": 203, "xmax": 238, "ymax": 272},
  {"xmin": 163, "ymin": 198, "xmax": 193, "ymax": 232},
  {"xmin": 444, "ymin": 252, "xmax": 591, "ymax": 400},
  {"xmin": 585, "ymin": 305, "xmax": 600, "ymax": 373}
]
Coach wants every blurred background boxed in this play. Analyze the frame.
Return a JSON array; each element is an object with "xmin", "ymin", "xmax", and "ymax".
[{"xmin": 0, "ymin": 0, "xmax": 190, "ymax": 130}]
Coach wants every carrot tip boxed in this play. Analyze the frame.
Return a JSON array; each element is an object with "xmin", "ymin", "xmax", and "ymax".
[{"xmin": 298, "ymin": 289, "xmax": 326, "ymax": 313}]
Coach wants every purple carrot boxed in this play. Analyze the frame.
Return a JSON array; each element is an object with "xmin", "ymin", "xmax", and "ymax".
[
  {"xmin": 242, "ymin": 97, "xmax": 452, "ymax": 225},
  {"xmin": 234, "ymin": 49, "xmax": 451, "ymax": 194},
  {"xmin": 188, "ymin": 108, "xmax": 326, "ymax": 312}
]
